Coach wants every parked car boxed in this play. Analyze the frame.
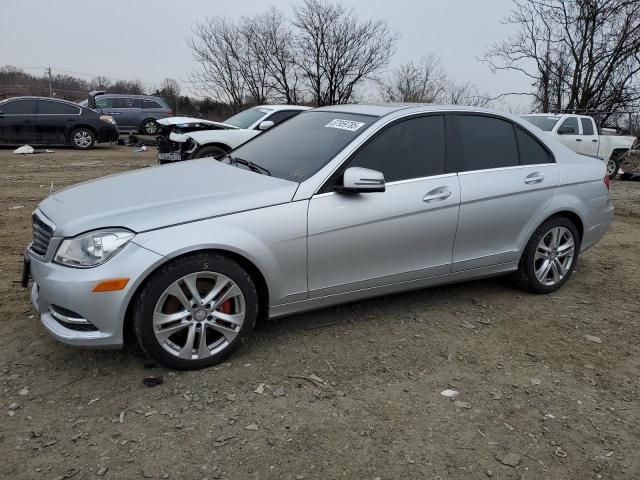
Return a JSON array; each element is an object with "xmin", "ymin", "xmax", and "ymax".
[
  {"xmin": 521, "ymin": 113, "xmax": 637, "ymax": 178},
  {"xmin": 0, "ymin": 96, "xmax": 119, "ymax": 149},
  {"xmin": 23, "ymin": 104, "xmax": 613, "ymax": 369},
  {"xmin": 79, "ymin": 93, "xmax": 172, "ymax": 135},
  {"xmin": 157, "ymin": 105, "xmax": 310, "ymax": 163}
]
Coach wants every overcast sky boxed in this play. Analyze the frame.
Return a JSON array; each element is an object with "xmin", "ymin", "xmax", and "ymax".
[{"xmin": 0, "ymin": 0, "xmax": 530, "ymax": 110}]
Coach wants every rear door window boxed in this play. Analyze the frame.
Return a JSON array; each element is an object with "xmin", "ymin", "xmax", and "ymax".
[
  {"xmin": 346, "ymin": 115, "xmax": 446, "ymax": 182},
  {"xmin": 457, "ymin": 115, "xmax": 519, "ymax": 171},
  {"xmin": 0, "ymin": 99, "xmax": 37, "ymax": 114},
  {"xmin": 580, "ymin": 118, "xmax": 595, "ymax": 135},
  {"xmin": 113, "ymin": 97, "xmax": 142, "ymax": 108},
  {"xmin": 37, "ymin": 101, "xmax": 81, "ymax": 115}
]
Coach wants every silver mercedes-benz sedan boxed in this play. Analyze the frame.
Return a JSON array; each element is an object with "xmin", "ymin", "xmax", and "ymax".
[{"xmin": 24, "ymin": 104, "xmax": 613, "ymax": 369}]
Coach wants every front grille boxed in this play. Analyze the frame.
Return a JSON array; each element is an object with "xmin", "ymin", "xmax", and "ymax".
[{"xmin": 31, "ymin": 213, "xmax": 54, "ymax": 256}]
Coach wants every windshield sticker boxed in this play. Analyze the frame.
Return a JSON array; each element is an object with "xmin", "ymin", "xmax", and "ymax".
[{"xmin": 325, "ymin": 119, "xmax": 366, "ymax": 132}]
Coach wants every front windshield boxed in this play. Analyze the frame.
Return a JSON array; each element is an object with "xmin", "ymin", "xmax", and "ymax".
[
  {"xmin": 521, "ymin": 115, "xmax": 561, "ymax": 131},
  {"xmin": 224, "ymin": 107, "xmax": 272, "ymax": 129},
  {"xmin": 229, "ymin": 111, "xmax": 377, "ymax": 182}
]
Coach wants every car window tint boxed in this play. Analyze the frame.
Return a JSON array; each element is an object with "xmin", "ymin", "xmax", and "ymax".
[
  {"xmin": 143, "ymin": 99, "xmax": 163, "ymax": 109},
  {"xmin": 0, "ymin": 99, "xmax": 37, "ymax": 114},
  {"xmin": 580, "ymin": 118, "xmax": 594, "ymax": 135},
  {"xmin": 346, "ymin": 115, "xmax": 446, "ymax": 182},
  {"xmin": 264, "ymin": 110, "xmax": 300, "ymax": 126},
  {"xmin": 458, "ymin": 115, "xmax": 519, "ymax": 171},
  {"xmin": 559, "ymin": 116, "xmax": 578, "ymax": 134},
  {"xmin": 516, "ymin": 127, "xmax": 552, "ymax": 165},
  {"xmin": 95, "ymin": 97, "xmax": 112, "ymax": 108},
  {"xmin": 113, "ymin": 97, "xmax": 141, "ymax": 108},
  {"xmin": 38, "ymin": 101, "xmax": 80, "ymax": 115}
]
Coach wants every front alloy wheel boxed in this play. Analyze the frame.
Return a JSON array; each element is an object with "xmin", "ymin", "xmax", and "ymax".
[
  {"xmin": 153, "ymin": 272, "xmax": 246, "ymax": 360},
  {"xmin": 141, "ymin": 119, "xmax": 159, "ymax": 135},
  {"xmin": 133, "ymin": 253, "xmax": 258, "ymax": 369}
]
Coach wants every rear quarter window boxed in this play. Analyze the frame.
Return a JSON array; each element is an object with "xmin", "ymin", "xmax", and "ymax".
[
  {"xmin": 516, "ymin": 126, "xmax": 553, "ymax": 165},
  {"xmin": 143, "ymin": 99, "xmax": 163, "ymax": 109}
]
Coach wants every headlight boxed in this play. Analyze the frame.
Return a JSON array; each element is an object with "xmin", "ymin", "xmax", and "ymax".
[
  {"xmin": 55, "ymin": 229, "xmax": 135, "ymax": 268},
  {"xmin": 100, "ymin": 115, "xmax": 116, "ymax": 125}
]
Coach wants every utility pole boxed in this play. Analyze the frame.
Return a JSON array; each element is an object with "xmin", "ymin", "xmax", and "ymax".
[{"xmin": 46, "ymin": 66, "xmax": 52, "ymax": 97}]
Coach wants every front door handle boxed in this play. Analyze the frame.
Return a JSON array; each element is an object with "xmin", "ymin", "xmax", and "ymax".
[
  {"xmin": 109, "ymin": 112, "xmax": 121, "ymax": 115},
  {"xmin": 576, "ymin": 138, "xmax": 582, "ymax": 142},
  {"xmin": 524, "ymin": 172, "xmax": 545, "ymax": 184},
  {"xmin": 423, "ymin": 187, "xmax": 452, "ymax": 203},
  {"xmin": 592, "ymin": 139, "xmax": 599, "ymax": 142}
]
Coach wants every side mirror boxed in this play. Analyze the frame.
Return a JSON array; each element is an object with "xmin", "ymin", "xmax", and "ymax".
[
  {"xmin": 557, "ymin": 126, "xmax": 575, "ymax": 135},
  {"xmin": 258, "ymin": 120, "xmax": 274, "ymax": 131},
  {"xmin": 337, "ymin": 167, "xmax": 385, "ymax": 193}
]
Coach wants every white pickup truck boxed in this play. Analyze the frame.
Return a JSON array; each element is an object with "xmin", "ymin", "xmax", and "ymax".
[{"xmin": 521, "ymin": 113, "xmax": 637, "ymax": 178}]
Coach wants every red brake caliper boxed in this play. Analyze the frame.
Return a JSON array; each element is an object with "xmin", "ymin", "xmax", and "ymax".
[{"xmin": 218, "ymin": 300, "xmax": 232, "ymax": 314}]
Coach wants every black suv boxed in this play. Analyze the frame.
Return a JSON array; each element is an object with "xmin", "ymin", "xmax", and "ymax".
[{"xmin": 0, "ymin": 97, "xmax": 119, "ymax": 149}]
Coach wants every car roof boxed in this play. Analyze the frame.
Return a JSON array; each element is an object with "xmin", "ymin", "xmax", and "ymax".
[
  {"xmin": 523, "ymin": 112, "xmax": 593, "ymax": 119},
  {"xmin": 0, "ymin": 96, "xmax": 85, "ymax": 107},
  {"xmin": 313, "ymin": 103, "xmax": 521, "ymax": 119},
  {"xmin": 255, "ymin": 105, "xmax": 311, "ymax": 112},
  {"xmin": 98, "ymin": 94, "xmax": 164, "ymax": 99}
]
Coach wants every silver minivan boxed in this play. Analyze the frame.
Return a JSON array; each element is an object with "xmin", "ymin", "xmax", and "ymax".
[
  {"xmin": 80, "ymin": 94, "xmax": 172, "ymax": 134},
  {"xmin": 23, "ymin": 104, "xmax": 613, "ymax": 369}
]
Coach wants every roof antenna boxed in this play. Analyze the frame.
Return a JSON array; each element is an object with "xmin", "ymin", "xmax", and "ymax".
[{"xmin": 49, "ymin": 182, "xmax": 54, "ymax": 195}]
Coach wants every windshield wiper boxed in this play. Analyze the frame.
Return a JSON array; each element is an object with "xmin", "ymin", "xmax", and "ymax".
[{"xmin": 225, "ymin": 155, "xmax": 271, "ymax": 176}]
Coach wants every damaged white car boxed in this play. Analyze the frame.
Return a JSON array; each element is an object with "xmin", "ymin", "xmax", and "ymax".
[{"xmin": 157, "ymin": 105, "xmax": 310, "ymax": 164}]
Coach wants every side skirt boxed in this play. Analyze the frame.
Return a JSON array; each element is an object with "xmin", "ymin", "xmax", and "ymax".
[{"xmin": 269, "ymin": 261, "xmax": 519, "ymax": 319}]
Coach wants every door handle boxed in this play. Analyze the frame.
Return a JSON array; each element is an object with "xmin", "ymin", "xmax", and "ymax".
[
  {"xmin": 110, "ymin": 112, "xmax": 121, "ymax": 115},
  {"xmin": 575, "ymin": 138, "xmax": 582, "ymax": 142},
  {"xmin": 592, "ymin": 139, "xmax": 598, "ymax": 142},
  {"xmin": 524, "ymin": 172, "xmax": 545, "ymax": 184},
  {"xmin": 423, "ymin": 188, "xmax": 452, "ymax": 203}
]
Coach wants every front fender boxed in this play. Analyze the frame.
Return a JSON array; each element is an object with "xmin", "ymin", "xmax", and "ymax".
[{"xmin": 132, "ymin": 201, "xmax": 309, "ymax": 306}]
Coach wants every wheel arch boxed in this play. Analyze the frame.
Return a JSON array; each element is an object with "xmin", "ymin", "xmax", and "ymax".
[
  {"xmin": 122, "ymin": 247, "xmax": 270, "ymax": 346},
  {"xmin": 191, "ymin": 142, "xmax": 231, "ymax": 159}
]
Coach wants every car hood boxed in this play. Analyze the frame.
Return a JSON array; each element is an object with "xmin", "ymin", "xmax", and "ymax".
[
  {"xmin": 177, "ymin": 129, "xmax": 261, "ymax": 150},
  {"xmin": 156, "ymin": 116, "xmax": 237, "ymax": 129},
  {"xmin": 38, "ymin": 159, "xmax": 298, "ymax": 237}
]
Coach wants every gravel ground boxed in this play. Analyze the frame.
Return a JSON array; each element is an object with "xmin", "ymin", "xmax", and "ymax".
[{"xmin": 1, "ymin": 145, "xmax": 639, "ymax": 480}]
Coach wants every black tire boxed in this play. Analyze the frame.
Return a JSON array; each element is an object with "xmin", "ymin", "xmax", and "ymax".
[
  {"xmin": 513, "ymin": 217, "xmax": 581, "ymax": 294},
  {"xmin": 607, "ymin": 157, "xmax": 620, "ymax": 179},
  {"xmin": 133, "ymin": 253, "xmax": 258, "ymax": 370},
  {"xmin": 141, "ymin": 118, "xmax": 160, "ymax": 136},
  {"xmin": 192, "ymin": 145, "xmax": 228, "ymax": 160},
  {"xmin": 620, "ymin": 172, "xmax": 635, "ymax": 181},
  {"xmin": 70, "ymin": 127, "xmax": 95, "ymax": 149}
]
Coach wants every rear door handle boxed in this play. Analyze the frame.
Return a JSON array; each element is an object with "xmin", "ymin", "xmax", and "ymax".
[
  {"xmin": 109, "ymin": 112, "xmax": 121, "ymax": 115},
  {"xmin": 524, "ymin": 172, "xmax": 545, "ymax": 184},
  {"xmin": 576, "ymin": 138, "xmax": 582, "ymax": 142},
  {"xmin": 592, "ymin": 139, "xmax": 598, "ymax": 142},
  {"xmin": 423, "ymin": 187, "xmax": 452, "ymax": 203}
]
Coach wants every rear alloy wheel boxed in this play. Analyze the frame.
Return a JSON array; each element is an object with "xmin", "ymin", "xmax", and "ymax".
[
  {"xmin": 133, "ymin": 253, "xmax": 257, "ymax": 369},
  {"xmin": 514, "ymin": 217, "xmax": 580, "ymax": 293},
  {"xmin": 70, "ymin": 127, "xmax": 95, "ymax": 149},
  {"xmin": 607, "ymin": 157, "xmax": 620, "ymax": 179},
  {"xmin": 141, "ymin": 119, "xmax": 159, "ymax": 136}
]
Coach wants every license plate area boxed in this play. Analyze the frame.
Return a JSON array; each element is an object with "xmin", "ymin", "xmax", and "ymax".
[{"xmin": 158, "ymin": 152, "xmax": 182, "ymax": 161}]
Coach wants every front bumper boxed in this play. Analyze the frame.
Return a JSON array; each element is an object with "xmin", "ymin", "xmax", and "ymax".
[{"xmin": 27, "ymin": 241, "xmax": 164, "ymax": 348}]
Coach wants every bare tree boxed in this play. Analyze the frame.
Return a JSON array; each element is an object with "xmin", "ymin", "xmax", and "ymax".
[
  {"xmin": 380, "ymin": 55, "xmax": 447, "ymax": 103},
  {"xmin": 244, "ymin": 8, "xmax": 303, "ymax": 104},
  {"xmin": 189, "ymin": 17, "xmax": 247, "ymax": 111},
  {"xmin": 483, "ymin": 0, "xmax": 640, "ymax": 113},
  {"xmin": 444, "ymin": 80, "xmax": 491, "ymax": 107},
  {"xmin": 292, "ymin": 0, "xmax": 398, "ymax": 106},
  {"xmin": 90, "ymin": 76, "xmax": 111, "ymax": 91}
]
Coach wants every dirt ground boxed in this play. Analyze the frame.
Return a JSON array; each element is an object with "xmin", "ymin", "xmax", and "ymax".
[{"xmin": 1, "ymin": 144, "xmax": 639, "ymax": 480}]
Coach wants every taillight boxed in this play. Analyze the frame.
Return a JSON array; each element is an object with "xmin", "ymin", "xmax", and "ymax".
[
  {"xmin": 167, "ymin": 110, "xmax": 173, "ymax": 116},
  {"xmin": 604, "ymin": 175, "xmax": 610, "ymax": 190}
]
